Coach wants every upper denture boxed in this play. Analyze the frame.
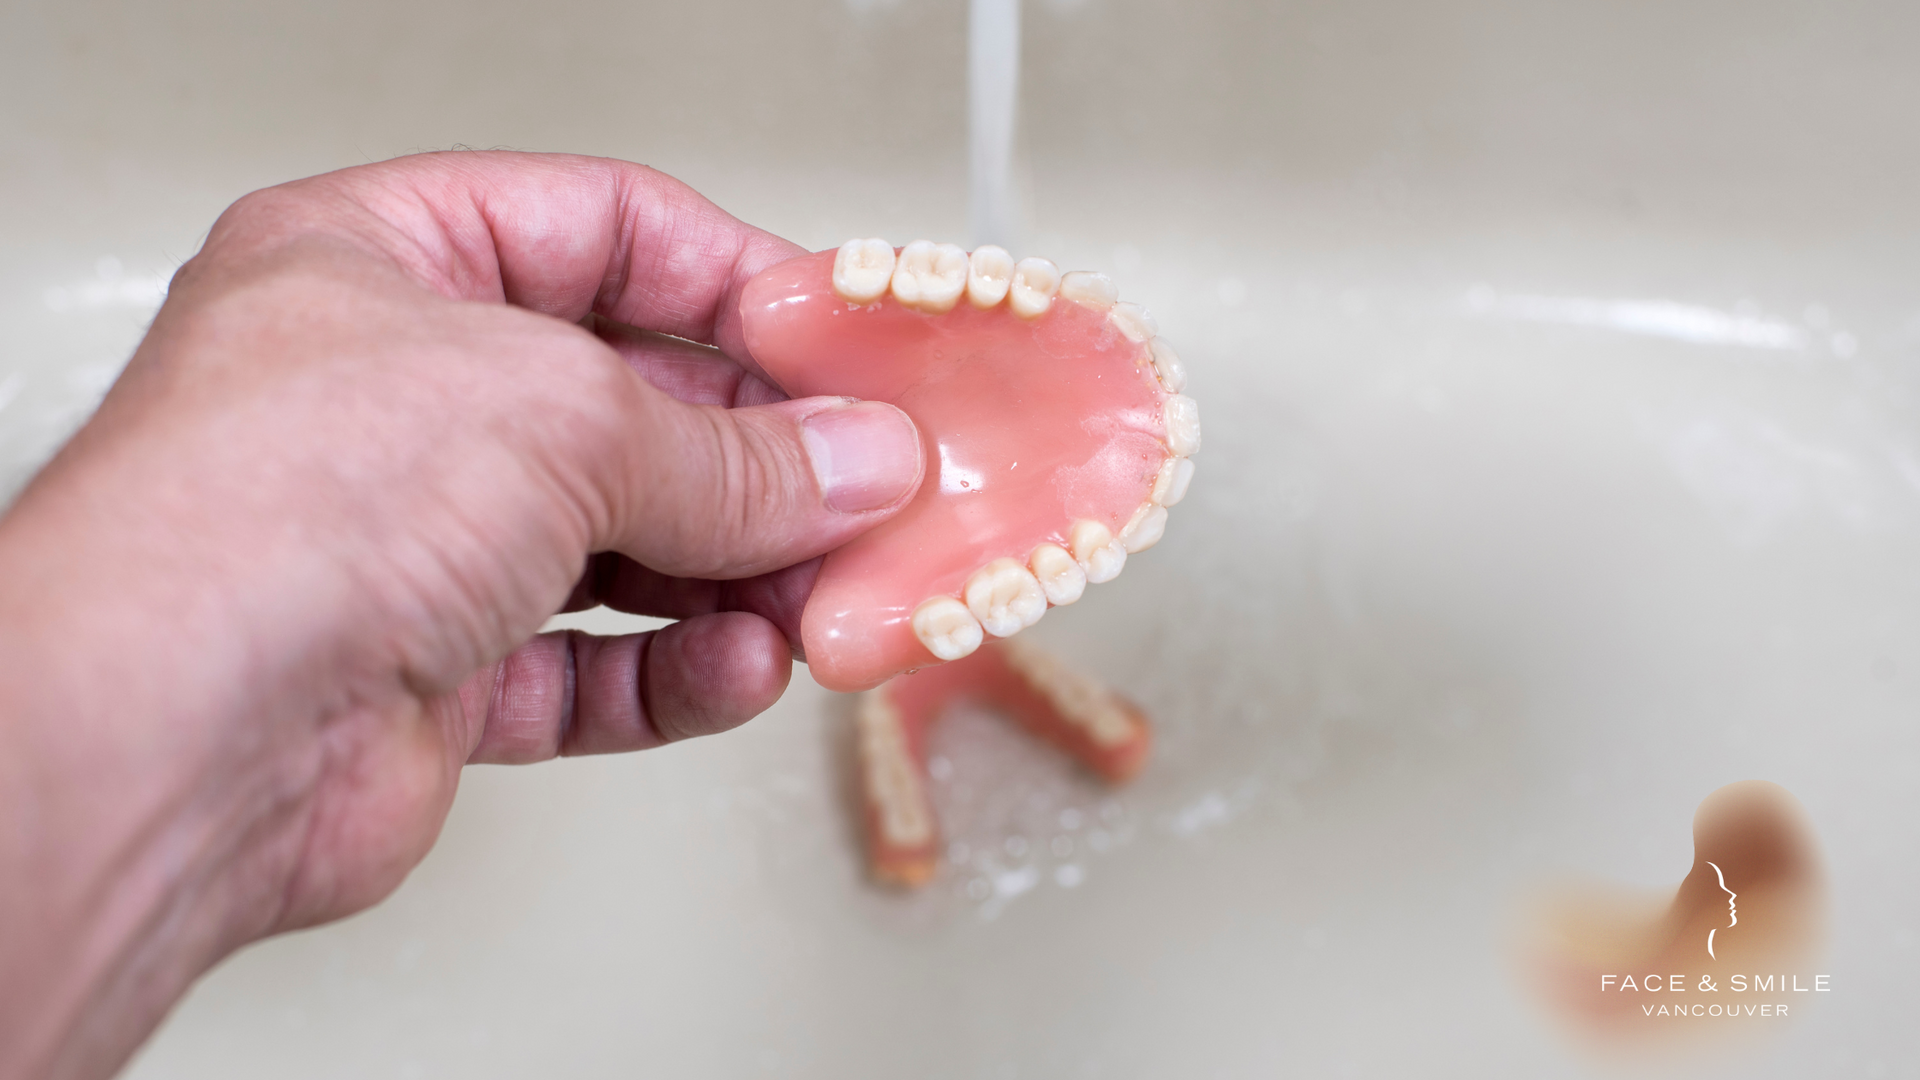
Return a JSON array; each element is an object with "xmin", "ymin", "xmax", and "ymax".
[{"xmin": 741, "ymin": 240, "xmax": 1200, "ymax": 690}]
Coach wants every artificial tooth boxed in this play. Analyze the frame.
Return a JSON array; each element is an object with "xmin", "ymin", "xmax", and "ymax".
[
  {"xmin": 1150, "ymin": 455, "xmax": 1196, "ymax": 507},
  {"xmin": 1164, "ymin": 394, "xmax": 1202, "ymax": 456},
  {"xmin": 1108, "ymin": 301, "xmax": 1158, "ymax": 343},
  {"xmin": 1085, "ymin": 542, "xmax": 1127, "ymax": 584},
  {"xmin": 1119, "ymin": 502, "xmax": 1169, "ymax": 553},
  {"xmin": 1149, "ymin": 339, "xmax": 1187, "ymax": 393},
  {"xmin": 857, "ymin": 692, "xmax": 934, "ymax": 846},
  {"xmin": 1009, "ymin": 257, "xmax": 1061, "ymax": 318},
  {"xmin": 1059, "ymin": 271, "xmax": 1118, "ymax": 311},
  {"xmin": 911, "ymin": 596, "xmax": 984, "ymax": 661},
  {"xmin": 1000, "ymin": 639, "xmax": 1139, "ymax": 749},
  {"xmin": 832, "ymin": 238, "xmax": 896, "ymax": 304},
  {"xmin": 1028, "ymin": 543, "xmax": 1087, "ymax": 606},
  {"xmin": 1068, "ymin": 519, "xmax": 1111, "ymax": 563},
  {"xmin": 964, "ymin": 557, "xmax": 1048, "ymax": 638},
  {"xmin": 967, "ymin": 245, "xmax": 1014, "ymax": 308},
  {"xmin": 891, "ymin": 240, "xmax": 968, "ymax": 313},
  {"xmin": 1069, "ymin": 518, "xmax": 1127, "ymax": 584}
]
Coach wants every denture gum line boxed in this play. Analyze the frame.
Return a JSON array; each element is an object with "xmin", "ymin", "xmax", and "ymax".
[{"xmin": 832, "ymin": 239, "xmax": 1202, "ymax": 665}]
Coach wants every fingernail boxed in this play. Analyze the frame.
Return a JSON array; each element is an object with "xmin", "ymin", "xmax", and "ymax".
[{"xmin": 802, "ymin": 401, "xmax": 922, "ymax": 513}]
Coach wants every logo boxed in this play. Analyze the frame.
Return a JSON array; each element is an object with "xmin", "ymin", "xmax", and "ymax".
[
  {"xmin": 1705, "ymin": 860, "xmax": 1736, "ymax": 960},
  {"xmin": 1518, "ymin": 780, "xmax": 1828, "ymax": 1045}
]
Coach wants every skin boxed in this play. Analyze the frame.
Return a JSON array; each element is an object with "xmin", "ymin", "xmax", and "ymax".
[{"xmin": 0, "ymin": 152, "xmax": 925, "ymax": 1080}]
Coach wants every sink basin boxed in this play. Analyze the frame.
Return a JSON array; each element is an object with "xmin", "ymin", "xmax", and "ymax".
[{"xmin": 4, "ymin": 1, "xmax": 1914, "ymax": 1075}]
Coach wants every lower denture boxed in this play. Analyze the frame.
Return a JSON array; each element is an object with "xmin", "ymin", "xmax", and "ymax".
[
  {"xmin": 741, "ymin": 239, "xmax": 1199, "ymax": 691},
  {"xmin": 854, "ymin": 639, "xmax": 1152, "ymax": 887}
]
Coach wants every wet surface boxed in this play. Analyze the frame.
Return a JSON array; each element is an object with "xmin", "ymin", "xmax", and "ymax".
[{"xmin": 7, "ymin": 1, "xmax": 1920, "ymax": 1077}]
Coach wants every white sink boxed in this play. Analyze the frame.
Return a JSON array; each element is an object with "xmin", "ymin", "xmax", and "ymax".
[{"xmin": 4, "ymin": 1, "xmax": 1914, "ymax": 1075}]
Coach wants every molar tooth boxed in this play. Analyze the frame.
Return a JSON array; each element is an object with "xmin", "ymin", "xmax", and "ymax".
[
  {"xmin": 1119, "ymin": 502, "xmax": 1169, "ymax": 553},
  {"xmin": 1151, "ymin": 455, "xmax": 1196, "ymax": 507},
  {"xmin": 911, "ymin": 596, "xmax": 983, "ymax": 661},
  {"xmin": 1164, "ymin": 394, "xmax": 1202, "ymax": 456},
  {"xmin": 891, "ymin": 240, "xmax": 968, "ymax": 313},
  {"xmin": 964, "ymin": 558, "xmax": 1048, "ymax": 638},
  {"xmin": 967, "ymin": 245, "xmax": 1014, "ymax": 308},
  {"xmin": 1108, "ymin": 301, "xmax": 1158, "ymax": 342},
  {"xmin": 1149, "ymin": 339, "xmax": 1187, "ymax": 393},
  {"xmin": 1009, "ymin": 257, "xmax": 1060, "ymax": 318},
  {"xmin": 1028, "ymin": 543, "xmax": 1087, "ymax": 606},
  {"xmin": 833, "ymin": 238, "xmax": 896, "ymax": 304},
  {"xmin": 1069, "ymin": 519, "xmax": 1128, "ymax": 584},
  {"xmin": 1059, "ymin": 271, "xmax": 1118, "ymax": 311}
]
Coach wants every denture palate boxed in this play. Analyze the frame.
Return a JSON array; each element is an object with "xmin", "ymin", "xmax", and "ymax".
[
  {"xmin": 740, "ymin": 239, "xmax": 1200, "ymax": 691},
  {"xmin": 855, "ymin": 639, "xmax": 1152, "ymax": 887}
]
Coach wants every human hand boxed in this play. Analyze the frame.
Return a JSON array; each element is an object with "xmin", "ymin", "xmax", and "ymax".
[{"xmin": 0, "ymin": 152, "xmax": 923, "ymax": 1080}]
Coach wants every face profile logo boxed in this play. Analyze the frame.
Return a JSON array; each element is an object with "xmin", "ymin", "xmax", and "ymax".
[
  {"xmin": 1516, "ymin": 779, "xmax": 1827, "ymax": 1046},
  {"xmin": 1705, "ymin": 860, "xmax": 1737, "ymax": 959}
]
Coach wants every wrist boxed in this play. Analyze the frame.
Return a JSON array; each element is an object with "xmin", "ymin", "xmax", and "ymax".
[{"xmin": 0, "ymin": 486, "xmax": 291, "ymax": 1079}]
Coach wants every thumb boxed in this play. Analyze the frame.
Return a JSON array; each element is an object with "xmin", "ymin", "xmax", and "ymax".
[{"xmin": 605, "ymin": 387, "xmax": 925, "ymax": 580}]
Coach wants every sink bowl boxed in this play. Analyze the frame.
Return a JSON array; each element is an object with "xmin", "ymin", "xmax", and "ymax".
[{"xmin": 4, "ymin": 1, "xmax": 1915, "ymax": 1075}]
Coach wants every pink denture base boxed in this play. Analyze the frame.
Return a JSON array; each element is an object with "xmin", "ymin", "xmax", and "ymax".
[{"xmin": 741, "ymin": 249, "xmax": 1171, "ymax": 691}]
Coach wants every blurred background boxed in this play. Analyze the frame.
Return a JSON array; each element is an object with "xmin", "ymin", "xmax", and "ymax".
[{"xmin": 6, "ymin": 0, "xmax": 1920, "ymax": 1076}]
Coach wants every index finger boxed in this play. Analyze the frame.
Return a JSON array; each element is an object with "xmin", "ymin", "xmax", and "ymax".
[{"xmin": 260, "ymin": 150, "xmax": 807, "ymax": 373}]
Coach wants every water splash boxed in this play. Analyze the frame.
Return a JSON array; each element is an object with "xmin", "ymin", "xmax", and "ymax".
[{"xmin": 43, "ymin": 256, "xmax": 169, "ymax": 313}]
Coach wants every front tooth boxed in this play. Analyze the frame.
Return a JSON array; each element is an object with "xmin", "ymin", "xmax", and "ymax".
[
  {"xmin": 911, "ymin": 596, "xmax": 983, "ymax": 661},
  {"xmin": 891, "ymin": 240, "xmax": 968, "ymax": 313},
  {"xmin": 1059, "ymin": 271, "xmax": 1118, "ymax": 311},
  {"xmin": 1069, "ymin": 519, "xmax": 1127, "ymax": 584},
  {"xmin": 964, "ymin": 558, "xmax": 1048, "ymax": 638},
  {"xmin": 1109, "ymin": 301, "xmax": 1158, "ymax": 342},
  {"xmin": 1164, "ymin": 395, "xmax": 1201, "ymax": 456},
  {"xmin": 967, "ymin": 245, "xmax": 1014, "ymax": 308},
  {"xmin": 1151, "ymin": 455, "xmax": 1196, "ymax": 507},
  {"xmin": 1028, "ymin": 543, "xmax": 1087, "ymax": 606},
  {"xmin": 1119, "ymin": 503, "xmax": 1169, "ymax": 553},
  {"xmin": 833, "ymin": 238, "xmax": 896, "ymax": 304},
  {"xmin": 1009, "ymin": 257, "xmax": 1060, "ymax": 318},
  {"xmin": 1149, "ymin": 339, "xmax": 1187, "ymax": 393}
]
